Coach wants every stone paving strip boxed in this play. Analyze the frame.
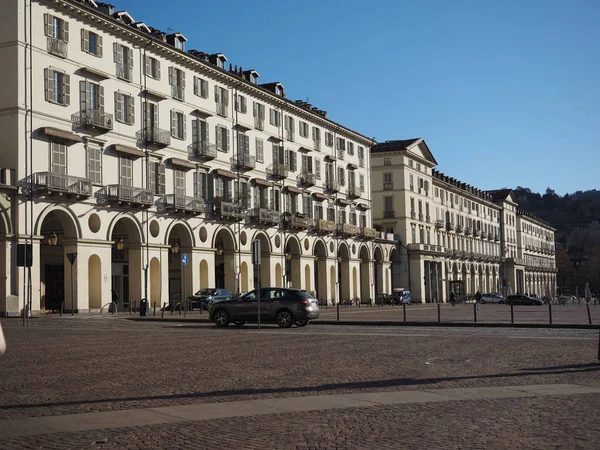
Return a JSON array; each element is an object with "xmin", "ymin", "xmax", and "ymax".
[{"xmin": 1, "ymin": 383, "xmax": 598, "ymax": 439}]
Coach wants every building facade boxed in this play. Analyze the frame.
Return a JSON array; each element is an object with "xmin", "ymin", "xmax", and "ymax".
[
  {"xmin": 371, "ymin": 139, "xmax": 557, "ymax": 303},
  {"xmin": 0, "ymin": 0, "xmax": 396, "ymax": 315}
]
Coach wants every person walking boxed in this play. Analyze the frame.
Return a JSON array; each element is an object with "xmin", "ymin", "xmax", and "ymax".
[
  {"xmin": 450, "ymin": 291, "xmax": 456, "ymax": 307},
  {"xmin": 475, "ymin": 290, "xmax": 482, "ymax": 310}
]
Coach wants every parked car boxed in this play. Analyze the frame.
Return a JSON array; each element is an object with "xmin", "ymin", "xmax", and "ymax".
[
  {"xmin": 506, "ymin": 294, "xmax": 543, "ymax": 306},
  {"xmin": 390, "ymin": 289, "xmax": 412, "ymax": 305},
  {"xmin": 480, "ymin": 293, "xmax": 505, "ymax": 304},
  {"xmin": 209, "ymin": 288, "xmax": 320, "ymax": 328},
  {"xmin": 188, "ymin": 288, "xmax": 231, "ymax": 311}
]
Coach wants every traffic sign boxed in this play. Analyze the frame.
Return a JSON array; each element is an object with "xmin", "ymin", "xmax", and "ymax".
[
  {"xmin": 181, "ymin": 253, "xmax": 188, "ymax": 266},
  {"xmin": 251, "ymin": 239, "xmax": 261, "ymax": 265}
]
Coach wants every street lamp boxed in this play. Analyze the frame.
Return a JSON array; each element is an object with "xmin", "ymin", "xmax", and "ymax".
[
  {"xmin": 215, "ymin": 245, "xmax": 224, "ymax": 256},
  {"xmin": 47, "ymin": 232, "xmax": 58, "ymax": 246},
  {"xmin": 170, "ymin": 241, "xmax": 179, "ymax": 254},
  {"xmin": 115, "ymin": 237, "xmax": 125, "ymax": 251}
]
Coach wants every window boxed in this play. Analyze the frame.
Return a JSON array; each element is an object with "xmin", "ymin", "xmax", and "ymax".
[
  {"xmin": 214, "ymin": 86, "xmax": 229, "ymax": 117},
  {"xmin": 114, "ymin": 43, "xmax": 133, "ymax": 81},
  {"xmin": 301, "ymin": 154, "xmax": 313, "ymax": 173},
  {"xmin": 120, "ymin": 157, "xmax": 133, "ymax": 187},
  {"xmin": 253, "ymin": 102, "xmax": 265, "ymax": 130},
  {"xmin": 44, "ymin": 14, "xmax": 69, "ymax": 57},
  {"xmin": 193, "ymin": 171, "xmax": 207, "ymax": 199},
  {"xmin": 191, "ymin": 118, "xmax": 209, "ymax": 146},
  {"xmin": 383, "ymin": 157, "xmax": 391, "ymax": 165},
  {"xmin": 358, "ymin": 146, "xmax": 364, "ymax": 159},
  {"xmin": 193, "ymin": 76, "xmax": 208, "ymax": 98},
  {"xmin": 237, "ymin": 132, "xmax": 250, "ymax": 155},
  {"xmin": 312, "ymin": 127, "xmax": 321, "ymax": 142},
  {"xmin": 336, "ymin": 137, "xmax": 346, "ymax": 152},
  {"xmin": 359, "ymin": 174, "xmax": 365, "ymax": 192},
  {"xmin": 327, "ymin": 206, "xmax": 335, "ymax": 222},
  {"xmin": 44, "ymin": 68, "xmax": 70, "ymax": 106},
  {"xmin": 409, "ymin": 174, "xmax": 414, "ymax": 191},
  {"xmin": 383, "ymin": 172, "xmax": 393, "ymax": 190},
  {"xmin": 337, "ymin": 167, "xmax": 345, "ymax": 186},
  {"xmin": 87, "ymin": 144, "xmax": 102, "ymax": 184},
  {"xmin": 284, "ymin": 116, "xmax": 295, "ymax": 140},
  {"xmin": 174, "ymin": 169, "xmax": 186, "ymax": 196},
  {"xmin": 324, "ymin": 131, "xmax": 333, "ymax": 147},
  {"xmin": 79, "ymin": 80, "xmax": 104, "ymax": 113},
  {"xmin": 315, "ymin": 159, "xmax": 321, "ymax": 180},
  {"xmin": 50, "ymin": 142, "xmax": 67, "ymax": 175},
  {"xmin": 255, "ymin": 137, "xmax": 264, "ymax": 162},
  {"xmin": 215, "ymin": 125, "xmax": 230, "ymax": 152},
  {"xmin": 235, "ymin": 94, "xmax": 247, "ymax": 113},
  {"xmin": 143, "ymin": 101, "xmax": 159, "ymax": 131},
  {"xmin": 115, "ymin": 92, "xmax": 134, "ymax": 125},
  {"xmin": 171, "ymin": 110, "xmax": 186, "ymax": 140},
  {"xmin": 81, "ymin": 29, "xmax": 102, "ymax": 57},
  {"xmin": 299, "ymin": 121, "xmax": 309, "ymax": 138},
  {"xmin": 286, "ymin": 149, "xmax": 297, "ymax": 171},
  {"xmin": 144, "ymin": 55, "xmax": 161, "ymax": 79},
  {"xmin": 416, "ymin": 162, "xmax": 421, "ymax": 171},
  {"xmin": 269, "ymin": 108, "xmax": 280, "ymax": 126},
  {"xmin": 384, "ymin": 196, "xmax": 393, "ymax": 213},
  {"xmin": 147, "ymin": 160, "xmax": 156, "ymax": 193},
  {"xmin": 153, "ymin": 162, "xmax": 166, "ymax": 195},
  {"xmin": 169, "ymin": 67, "xmax": 185, "ymax": 101},
  {"xmin": 347, "ymin": 142, "xmax": 354, "ymax": 156}
]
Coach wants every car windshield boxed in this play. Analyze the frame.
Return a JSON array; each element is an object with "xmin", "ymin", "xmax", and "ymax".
[
  {"xmin": 242, "ymin": 290, "xmax": 257, "ymax": 300},
  {"xmin": 196, "ymin": 289, "xmax": 216, "ymax": 296}
]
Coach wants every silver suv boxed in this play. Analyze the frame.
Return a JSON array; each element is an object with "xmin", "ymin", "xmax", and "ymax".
[{"xmin": 209, "ymin": 288, "xmax": 320, "ymax": 328}]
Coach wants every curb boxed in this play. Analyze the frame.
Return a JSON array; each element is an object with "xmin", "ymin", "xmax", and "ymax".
[{"xmin": 126, "ymin": 317, "xmax": 599, "ymax": 330}]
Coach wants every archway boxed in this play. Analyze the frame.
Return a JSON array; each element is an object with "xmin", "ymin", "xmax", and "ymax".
[
  {"xmin": 359, "ymin": 245, "xmax": 370, "ymax": 303},
  {"xmin": 39, "ymin": 208, "xmax": 79, "ymax": 312},
  {"xmin": 275, "ymin": 263, "xmax": 282, "ymax": 288},
  {"xmin": 374, "ymin": 246, "xmax": 383, "ymax": 296},
  {"xmin": 241, "ymin": 262, "xmax": 249, "ymax": 292},
  {"xmin": 88, "ymin": 255, "xmax": 102, "ymax": 310},
  {"xmin": 305, "ymin": 264, "xmax": 311, "ymax": 294},
  {"xmin": 329, "ymin": 265, "xmax": 336, "ymax": 303},
  {"xmin": 390, "ymin": 247, "xmax": 401, "ymax": 291},
  {"xmin": 214, "ymin": 227, "xmax": 236, "ymax": 292},
  {"xmin": 150, "ymin": 257, "xmax": 161, "ymax": 307},
  {"xmin": 109, "ymin": 215, "xmax": 143, "ymax": 312},
  {"xmin": 313, "ymin": 239, "xmax": 327, "ymax": 304},
  {"xmin": 199, "ymin": 259, "xmax": 209, "ymax": 289},
  {"xmin": 254, "ymin": 232, "xmax": 271, "ymax": 288},
  {"xmin": 166, "ymin": 223, "xmax": 194, "ymax": 307},
  {"xmin": 352, "ymin": 267, "xmax": 358, "ymax": 301},
  {"xmin": 339, "ymin": 243, "xmax": 350, "ymax": 302},
  {"xmin": 284, "ymin": 236, "xmax": 301, "ymax": 289}
]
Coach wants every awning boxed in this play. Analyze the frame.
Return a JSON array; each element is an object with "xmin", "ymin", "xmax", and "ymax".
[
  {"xmin": 233, "ymin": 122, "xmax": 252, "ymax": 132},
  {"xmin": 213, "ymin": 168, "xmax": 238, "ymax": 179},
  {"xmin": 253, "ymin": 178, "xmax": 273, "ymax": 187},
  {"xmin": 347, "ymin": 163, "xmax": 359, "ymax": 170},
  {"xmin": 191, "ymin": 108, "xmax": 212, "ymax": 118},
  {"xmin": 298, "ymin": 146, "xmax": 312, "ymax": 153},
  {"xmin": 336, "ymin": 198, "xmax": 353, "ymax": 207},
  {"xmin": 356, "ymin": 202, "xmax": 371, "ymax": 210},
  {"xmin": 267, "ymin": 135, "xmax": 283, "ymax": 143},
  {"xmin": 169, "ymin": 157, "xmax": 196, "ymax": 170},
  {"xmin": 324, "ymin": 154, "xmax": 337, "ymax": 162},
  {"xmin": 142, "ymin": 88, "xmax": 168, "ymax": 100},
  {"xmin": 42, "ymin": 127, "xmax": 82, "ymax": 143},
  {"xmin": 312, "ymin": 192, "xmax": 329, "ymax": 201},
  {"xmin": 113, "ymin": 144, "xmax": 145, "ymax": 158},
  {"xmin": 81, "ymin": 66, "xmax": 110, "ymax": 79},
  {"xmin": 284, "ymin": 186, "xmax": 304, "ymax": 194}
]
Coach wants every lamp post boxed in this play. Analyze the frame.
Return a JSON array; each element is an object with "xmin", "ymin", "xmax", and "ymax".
[{"xmin": 285, "ymin": 251, "xmax": 292, "ymax": 287}]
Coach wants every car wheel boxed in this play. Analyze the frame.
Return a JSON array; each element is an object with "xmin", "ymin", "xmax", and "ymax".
[
  {"xmin": 480, "ymin": 300, "xmax": 486, "ymax": 304},
  {"xmin": 276, "ymin": 310, "xmax": 293, "ymax": 328},
  {"xmin": 295, "ymin": 319, "xmax": 309, "ymax": 327},
  {"xmin": 499, "ymin": 300, "xmax": 505, "ymax": 304},
  {"xmin": 233, "ymin": 320, "xmax": 246, "ymax": 326},
  {"xmin": 213, "ymin": 309, "xmax": 230, "ymax": 327}
]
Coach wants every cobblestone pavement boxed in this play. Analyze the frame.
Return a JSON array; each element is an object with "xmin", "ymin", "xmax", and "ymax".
[{"xmin": 0, "ymin": 317, "xmax": 599, "ymax": 448}]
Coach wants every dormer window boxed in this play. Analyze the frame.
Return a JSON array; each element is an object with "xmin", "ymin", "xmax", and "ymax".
[
  {"xmin": 250, "ymin": 73, "xmax": 257, "ymax": 84},
  {"xmin": 175, "ymin": 39, "xmax": 184, "ymax": 51},
  {"xmin": 217, "ymin": 58, "xmax": 224, "ymax": 69},
  {"xmin": 275, "ymin": 85, "xmax": 283, "ymax": 96},
  {"xmin": 167, "ymin": 33, "xmax": 187, "ymax": 51}
]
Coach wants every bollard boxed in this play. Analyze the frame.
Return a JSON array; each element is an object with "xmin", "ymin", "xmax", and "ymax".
[
  {"xmin": 184, "ymin": 299, "xmax": 187, "ymax": 318},
  {"xmin": 437, "ymin": 303, "xmax": 441, "ymax": 323},
  {"xmin": 153, "ymin": 302, "xmax": 156, "ymax": 316},
  {"xmin": 587, "ymin": 304, "xmax": 592, "ymax": 325},
  {"xmin": 548, "ymin": 302, "xmax": 552, "ymax": 324},
  {"xmin": 161, "ymin": 302, "xmax": 166, "ymax": 319},
  {"xmin": 473, "ymin": 302, "xmax": 477, "ymax": 323},
  {"xmin": 510, "ymin": 303, "xmax": 514, "ymax": 324},
  {"xmin": 337, "ymin": 302, "xmax": 340, "ymax": 321},
  {"xmin": 60, "ymin": 301, "xmax": 64, "ymax": 317},
  {"xmin": 403, "ymin": 303, "xmax": 406, "ymax": 322},
  {"xmin": 129, "ymin": 301, "xmax": 132, "ymax": 315}
]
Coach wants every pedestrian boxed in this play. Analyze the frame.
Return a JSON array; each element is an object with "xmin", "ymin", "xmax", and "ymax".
[
  {"xmin": 450, "ymin": 291, "xmax": 456, "ymax": 307},
  {"xmin": 475, "ymin": 290, "xmax": 482, "ymax": 310}
]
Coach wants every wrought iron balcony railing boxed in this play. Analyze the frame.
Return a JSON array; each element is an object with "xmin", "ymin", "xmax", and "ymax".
[
  {"xmin": 311, "ymin": 219, "xmax": 335, "ymax": 233},
  {"xmin": 211, "ymin": 198, "xmax": 243, "ymax": 220},
  {"xmin": 156, "ymin": 194, "xmax": 204, "ymax": 215},
  {"xmin": 47, "ymin": 37, "xmax": 68, "ymax": 57},
  {"xmin": 230, "ymin": 153, "xmax": 256, "ymax": 171},
  {"xmin": 358, "ymin": 227, "xmax": 378, "ymax": 239},
  {"xmin": 266, "ymin": 163, "xmax": 288, "ymax": 179},
  {"xmin": 172, "ymin": 85, "xmax": 185, "ymax": 101},
  {"xmin": 136, "ymin": 127, "xmax": 171, "ymax": 147},
  {"xmin": 247, "ymin": 206, "xmax": 280, "ymax": 225},
  {"xmin": 283, "ymin": 213, "xmax": 310, "ymax": 230},
  {"xmin": 20, "ymin": 172, "xmax": 91, "ymax": 198},
  {"xmin": 347, "ymin": 184, "xmax": 360, "ymax": 198},
  {"xmin": 188, "ymin": 141, "xmax": 217, "ymax": 160},
  {"xmin": 71, "ymin": 109, "xmax": 114, "ymax": 131},
  {"xmin": 435, "ymin": 219, "xmax": 444, "ymax": 229},
  {"xmin": 335, "ymin": 223, "xmax": 357, "ymax": 236},
  {"xmin": 297, "ymin": 172, "xmax": 316, "ymax": 187},
  {"xmin": 116, "ymin": 64, "xmax": 132, "ymax": 81},
  {"xmin": 95, "ymin": 185, "xmax": 153, "ymax": 208},
  {"xmin": 383, "ymin": 210, "xmax": 395, "ymax": 218},
  {"xmin": 324, "ymin": 179, "xmax": 339, "ymax": 192}
]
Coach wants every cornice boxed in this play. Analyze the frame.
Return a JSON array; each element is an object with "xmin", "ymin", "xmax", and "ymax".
[
  {"xmin": 432, "ymin": 178, "xmax": 501, "ymax": 211},
  {"xmin": 41, "ymin": 0, "xmax": 373, "ymax": 146}
]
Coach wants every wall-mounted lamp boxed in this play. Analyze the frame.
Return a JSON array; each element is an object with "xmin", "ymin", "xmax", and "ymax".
[
  {"xmin": 115, "ymin": 237, "xmax": 125, "ymax": 251},
  {"xmin": 47, "ymin": 232, "xmax": 58, "ymax": 247},
  {"xmin": 215, "ymin": 245, "xmax": 224, "ymax": 256},
  {"xmin": 285, "ymin": 252, "xmax": 292, "ymax": 261},
  {"xmin": 170, "ymin": 241, "xmax": 180, "ymax": 254}
]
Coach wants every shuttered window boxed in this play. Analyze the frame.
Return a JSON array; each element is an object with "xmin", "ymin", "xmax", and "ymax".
[
  {"xmin": 44, "ymin": 14, "xmax": 69, "ymax": 42},
  {"xmin": 215, "ymin": 125, "xmax": 230, "ymax": 152},
  {"xmin": 193, "ymin": 77, "xmax": 208, "ymax": 98},
  {"xmin": 359, "ymin": 174, "xmax": 365, "ymax": 192},
  {"xmin": 170, "ymin": 110, "xmax": 186, "ymax": 140},
  {"xmin": 44, "ymin": 68, "xmax": 70, "ymax": 106},
  {"xmin": 193, "ymin": 171, "xmax": 207, "ymax": 199},
  {"xmin": 192, "ymin": 119, "xmax": 209, "ymax": 144},
  {"xmin": 174, "ymin": 169, "xmax": 186, "ymax": 197},
  {"xmin": 147, "ymin": 161, "xmax": 156, "ymax": 193},
  {"xmin": 79, "ymin": 80, "xmax": 103, "ymax": 112},
  {"xmin": 269, "ymin": 108, "xmax": 280, "ymax": 126},
  {"xmin": 144, "ymin": 56, "xmax": 161, "ymax": 79},
  {"xmin": 114, "ymin": 92, "xmax": 135, "ymax": 125},
  {"xmin": 113, "ymin": 43, "xmax": 134, "ymax": 81},
  {"xmin": 235, "ymin": 94, "xmax": 247, "ymax": 113},
  {"xmin": 81, "ymin": 29, "xmax": 103, "ymax": 56},
  {"xmin": 87, "ymin": 145, "xmax": 102, "ymax": 184},
  {"xmin": 119, "ymin": 157, "xmax": 133, "ymax": 187},
  {"xmin": 156, "ymin": 163, "xmax": 166, "ymax": 195},
  {"xmin": 255, "ymin": 137, "xmax": 264, "ymax": 162}
]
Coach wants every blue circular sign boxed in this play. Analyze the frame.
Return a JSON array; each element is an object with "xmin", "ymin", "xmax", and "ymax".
[{"xmin": 181, "ymin": 253, "xmax": 188, "ymax": 266}]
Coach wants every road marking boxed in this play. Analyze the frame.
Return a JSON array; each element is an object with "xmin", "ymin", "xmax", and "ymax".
[{"xmin": 0, "ymin": 383, "xmax": 598, "ymax": 438}]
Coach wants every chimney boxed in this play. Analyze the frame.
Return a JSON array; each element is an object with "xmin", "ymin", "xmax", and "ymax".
[{"xmin": 96, "ymin": 2, "xmax": 115, "ymax": 15}]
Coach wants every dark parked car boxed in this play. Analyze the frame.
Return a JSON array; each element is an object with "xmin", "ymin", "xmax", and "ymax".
[
  {"xmin": 209, "ymin": 288, "xmax": 320, "ymax": 328},
  {"xmin": 188, "ymin": 288, "xmax": 231, "ymax": 311},
  {"xmin": 506, "ymin": 294, "xmax": 543, "ymax": 306}
]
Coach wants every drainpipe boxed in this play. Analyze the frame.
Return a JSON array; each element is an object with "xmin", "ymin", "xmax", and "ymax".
[
  {"xmin": 23, "ymin": 0, "xmax": 33, "ymax": 324},
  {"xmin": 233, "ymin": 79, "xmax": 243, "ymax": 293},
  {"xmin": 142, "ymin": 38, "xmax": 152, "ymax": 303}
]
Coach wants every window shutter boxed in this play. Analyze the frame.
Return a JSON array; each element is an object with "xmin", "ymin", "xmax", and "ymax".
[
  {"xmin": 113, "ymin": 42, "xmax": 120, "ymax": 63},
  {"xmin": 79, "ymin": 80, "xmax": 87, "ymax": 111},
  {"xmin": 214, "ymin": 85, "xmax": 219, "ymax": 103},
  {"xmin": 158, "ymin": 163, "xmax": 166, "ymax": 195},
  {"xmin": 168, "ymin": 66, "xmax": 173, "ymax": 85},
  {"xmin": 182, "ymin": 114, "xmax": 187, "ymax": 140},
  {"xmin": 127, "ymin": 47, "xmax": 133, "ymax": 69},
  {"xmin": 201, "ymin": 79, "xmax": 208, "ymax": 98},
  {"xmin": 301, "ymin": 154, "xmax": 307, "ymax": 172},
  {"xmin": 145, "ymin": 55, "xmax": 150, "ymax": 76},
  {"xmin": 200, "ymin": 120, "xmax": 208, "ymax": 143},
  {"xmin": 216, "ymin": 126, "xmax": 222, "ymax": 150},
  {"xmin": 242, "ymin": 96, "xmax": 247, "ymax": 113},
  {"xmin": 244, "ymin": 135, "xmax": 250, "ymax": 154},
  {"xmin": 170, "ymin": 110, "xmax": 176, "ymax": 137},
  {"xmin": 193, "ymin": 172, "xmax": 199, "ymax": 198},
  {"xmin": 44, "ymin": 14, "xmax": 52, "ymax": 36},
  {"xmin": 98, "ymin": 85, "xmax": 104, "ymax": 113},
  {"xmin": 44, "ymin": 69, "xmax": 51, "ymax": 102},
  {"xmin": 223, "ymin": 89, "xmax": 229, "ymax": 106},
  {"xmin": 62, "ymin": 20, "xmax": 69, "ymax": 42},
  {"xmin": 127, "ymin": 96, "xmax": 135, "ymax": 124},
  {"xmin": 259, "ymin": 104, "xmax": 265, "ymax": 119},
  {"xmin": 97, "ymin": 34, "xmax": 103, "ymax": 57},
  {"xmin": 272, "ymin": 144, "xmax": 278, "ymax": 163},
  {"xmin": 284, "ymin": 149, "xmax": 290, "ymax": 170},
  {"xmin": 253, "ymin": 101, "xmax": 257, "ymax": 117},
  {"xmin": 226, "ymin": 128, "xmax": 230, "ymax": 151},
  {"xmin": 81, "ymin": 28, "xmax": 89, "ymax": 52},
  {"xmin": 315, "ymin": 159, "xmax": 321, "ymax": 179},
  {"xmin": 63, "ymin": 74, "xmax": 70, "ymax": 105},
  {"xmin": 193, "ymin": 76, "xmax": 198, "ymax": 95},
  {"xmin": 155, "ymin": 60, "xmax": 161, "ymax": 80},
  {"xmin": 181, "ymin": 71, "xmax": 186, "ymax": 89},
  {"xmin": 192, "ymin": 119, "xmax": 198, "ymax": 143},
  {"xmin": 114, "ymin": 92, "xmax": 122, "ymax": 121}
]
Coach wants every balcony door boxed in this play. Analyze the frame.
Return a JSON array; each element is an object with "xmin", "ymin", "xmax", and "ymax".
[
  {"xmin": 174, "ymin": 169, "xmax": 186, "ymax": 197},
  {"xmin": 120, "ymin": 157, "xmax": 133, "ymax": 187},
  {"xmin": 50, "ymin": 142, "xmax": 67, "ymax": 175},
  {"xmin": 143, "ymin": 101, "xmax": 159, "ymax": 131},
  {"xmin": 80, "ymin": 80, "xmax": 103, "ymax": 113}
]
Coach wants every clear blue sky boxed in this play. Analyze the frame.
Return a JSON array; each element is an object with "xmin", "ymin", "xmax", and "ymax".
[{"xmin": 113, "ymin": 0, "xmax": 599, "ymax": 195}]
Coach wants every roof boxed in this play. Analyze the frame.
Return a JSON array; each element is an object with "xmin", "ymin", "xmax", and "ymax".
[
  {"xmin": 371, "ymin": 139, "xmax": 420, "ymax": 153},
  {"xmin": 486, "ymin": 189, "xmax": 513, "ymax": 201}
]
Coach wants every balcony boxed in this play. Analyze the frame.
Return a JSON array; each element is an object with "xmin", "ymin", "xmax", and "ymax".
[
  {"xmin": 383, "ymin": 182, "xmax": 394, "ymax": 190},
  {"xmin": 172, "ymin": 85, "xmax": 185, "ymax": 101},
  {"xmin": 435, "ymin": 220, "xmax": 444, "ymax": 229},
  {"xmin": 247, "ymin": 206, "xmax": 280, "ymax": 226},
  {"xmin": 297, "ymin": 172, "xmax": 316, "ymax": 187},
  {"xmin": 336, "ymin": 223, "xmax": 357, "ymax": 236},
  {"xmin": 136, "ymin": 127, "xmax": 171, "ymax": 147},
  {"xmin": 408, "ymin": 244, "xmax": 447, "ymax": 255},
  {"xmin": 324, "ymin": 179, "xmax": 339, "ymax": 193},
  {"xmin": 347, "ymin": 184, "xmax": 360, "ymax": 198},
  {"xmin": 283, "ymin": 213, "xmax": 310, "ymax": 230},
  {"xmin": 337, "ymin": 149, "xmax": 345, "ymax": 160},
  {"xmin": 211, "ymin": 198, "xmax": 243, "ymax": 220},
  {"xmin": 116, "ymin": 64, "xmax": 132, "ymax": 81},
  {"xmin": 230, "ymin": 153, "xmax": 256, "ymax": 171},
  {"xmin": 358, "ymin": 227, "xmax": 378, "ymax": 239},
  {"xmin": 188, "ymin": 141, "xmax": 217, "ymax": 160},
  {"xmin": 311, "ymin": 219, "xmax": 335, "ymax": 234},
  {"xmin": 488, "ymin": 232, "xmax": 494, "ymax": 240},
  {"xmin": 286, "ymin": 130, "xmax": 294, "ymax": 141},
  {"xmin": 216, "ymin": 102, "xmax": 227, "ymax": 117},
  {"xmin": 254, "ymin": 117, "xmax": 264, "ymax": 131},
  {"xmin": 47, "ymin": 37, "xmax": 68, "ymax": 58},
  {"xmin": 266, "ymin": 163, "xmax": 288, "ymax": 180},
  {"xmin": 19, "ymin": 172, "xmax": 91, "ymax": 199},
  {"xmin": 474, "ymin": 229, "xmax": 481, "ymax": 237},
  {"xmin": 156, "ymin": 194, "xmax": 203, "ymax": 215},
  {"xmin": 95, "ymin": 185, "xmax": 153, "ymax": 208},
  {"xmin": 446, "ymin": 222, "xmax": 454, "ymax": 232},
  {"xmin": 464, "ymin": 226, "xmax": 471, "ymax": 235},
  {"xmin": 455, "ymin": 224, "xmax": 463, "ymax": 233},
  {"xmin": 383, "ymin": 210, "xmax": 395, "ymax": 218},
  {"xmin": 358, "ymin": 158, "xmax": 365, "ymax": 168},
  {"xmin": 419, "ymin": 213, "xmax": 424, "ymax": 222},
  {"xmin": 71, "ymin": 109, "xmax": 113, "ymax": 132},
  {"xmin": 313, "ymin": 139, "xmax": 321, "ymax": 151}
]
